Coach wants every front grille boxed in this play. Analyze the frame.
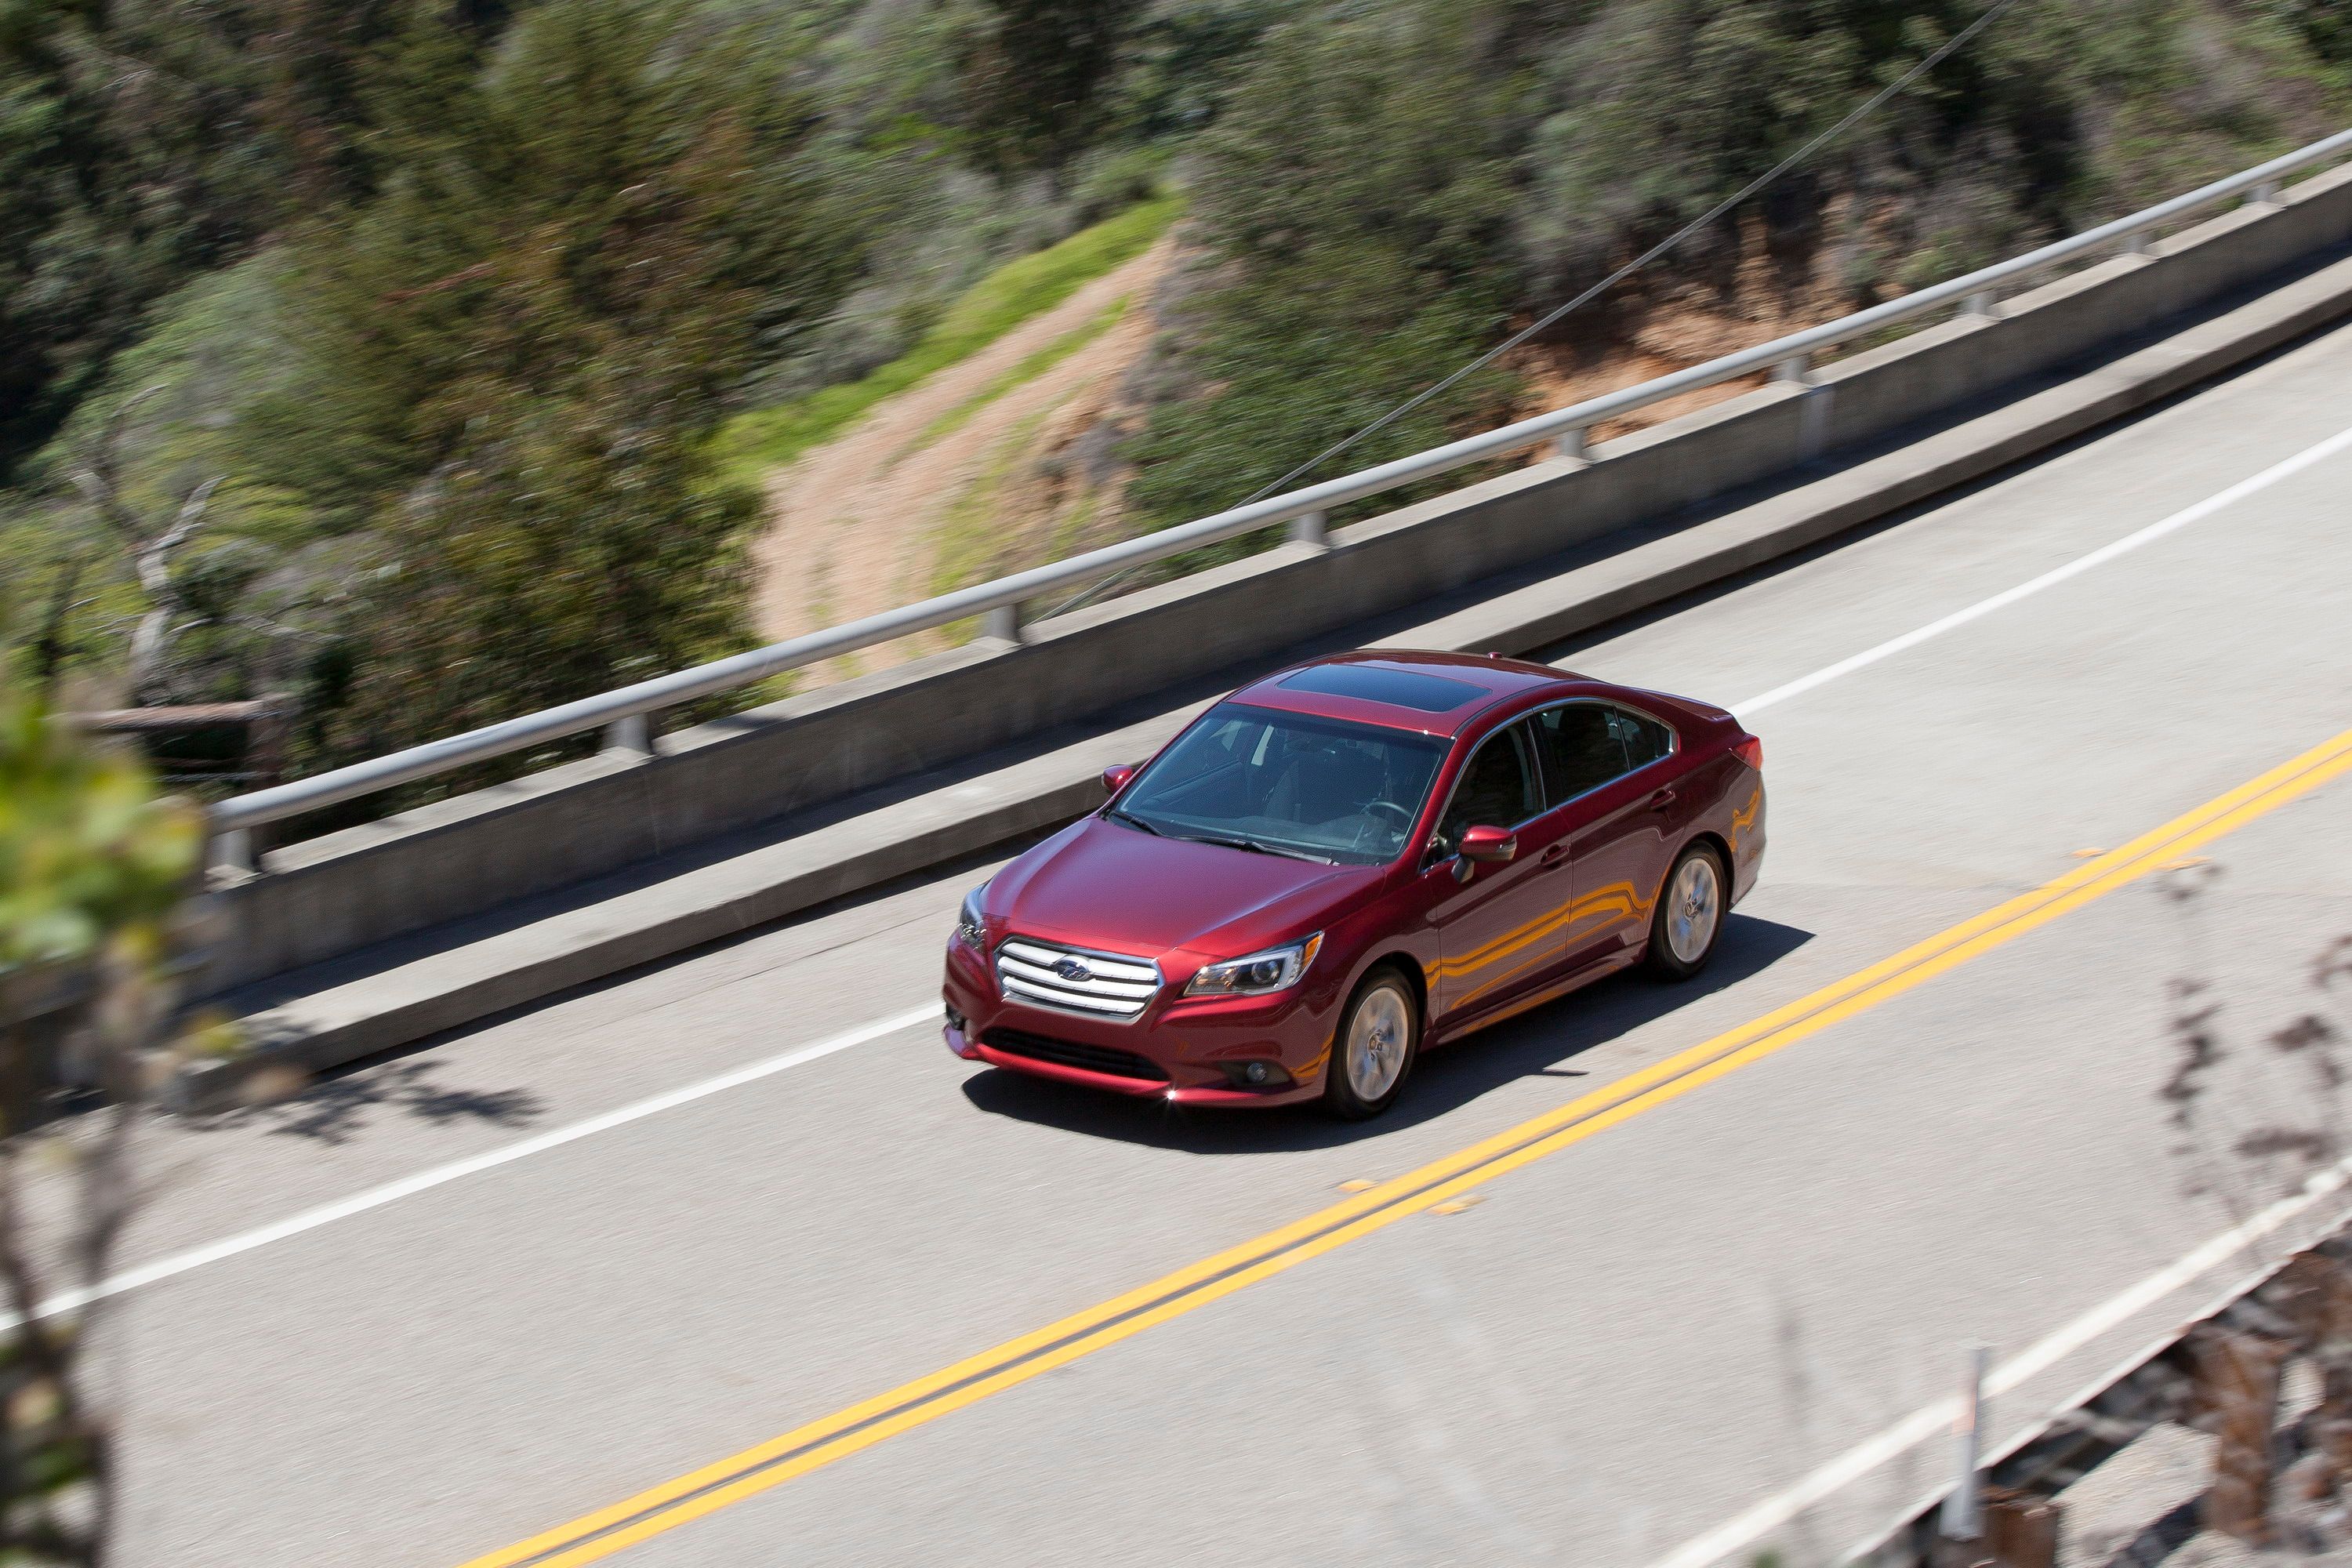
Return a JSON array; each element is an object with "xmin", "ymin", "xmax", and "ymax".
[
  {"xmin": 996, "ymin": 937, "xmax": 1161, "ymax": 1021},
  {"xmin": 982, "ymin": 1028, "xmax": 1171, "ymax": 1083}
]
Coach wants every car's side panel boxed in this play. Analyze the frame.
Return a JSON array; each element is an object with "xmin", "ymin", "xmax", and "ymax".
[
  {"xmin": 1421, "ymin": 833, "xmax": 1580, "ymax": 1029},
  {"xmin": 1660, "ymin": 747, "xmax": 1764, "ymax": 909},
  {"xmin": 1559, "ymin": 767, "xmax": 1674, "ymax": 970},
  {"xmin": 1405, "ymin": 722, "xmax": 1573, "ymax": 1029}
]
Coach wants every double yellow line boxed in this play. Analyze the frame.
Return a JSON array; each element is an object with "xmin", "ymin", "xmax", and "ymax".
[{"xmin": 461, "ymin": 724, "xmax": 2352, "ymax": 1568}]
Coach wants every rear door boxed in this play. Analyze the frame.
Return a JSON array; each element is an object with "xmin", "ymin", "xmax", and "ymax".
[{"xmin": 1530, "ymin": 702, "xmax": 1680, "ymax": 971}]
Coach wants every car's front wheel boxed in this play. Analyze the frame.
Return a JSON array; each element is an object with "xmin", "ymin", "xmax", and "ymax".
[
  {"xmin": 1646, "ymin": 841, "xmax": 1727, "ymax": 981},
  {"xmin": 1323, "ymin": 967, "xmax": 1419, "ymax": 1120}
]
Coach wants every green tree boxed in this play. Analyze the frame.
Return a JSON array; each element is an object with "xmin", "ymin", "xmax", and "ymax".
[
  {"xmin": 1126, "ymin": 5, "xmax": 1523, "ymax": 528},
  {"xmin": 965, "ymin": 0, "xmax": 1140, "ymax": 176},
  {"xmin": 1109, "ymin": 0, "xmax": 1287, "ymax": 141},
  {"xmin": 245, "ymin": 0, "xmax": 858, "ymax": 769},
  {"xmin": 0, "ymin": 0, "xmax": 514, "ymax": 483},
  {"xmin": 0, "ymin": 670, "xmax": 201, "ymax": 1564},
  {"xmin": 2278, "ymin": 0, "xmax": 2352, "ymax": 65}
]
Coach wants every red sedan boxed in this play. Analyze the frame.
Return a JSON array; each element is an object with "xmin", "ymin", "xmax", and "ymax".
[{"xmin": 943, "ymin": 650, "xmax": 1765, "ymax": 1118}]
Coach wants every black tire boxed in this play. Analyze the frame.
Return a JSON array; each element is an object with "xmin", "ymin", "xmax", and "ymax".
[
  {"xmin": 1645, "ymin": 841, "xmax": 1728, "ymax": 982},
  {"xmin": 1322, "ymin": 966, "xmax": 1420, "ymax": 1120}
]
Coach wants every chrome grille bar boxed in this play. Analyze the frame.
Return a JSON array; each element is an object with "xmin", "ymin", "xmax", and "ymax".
[{"xmin": 996, "ymin": 938, "xmax": 1161, "ymax": 1022}]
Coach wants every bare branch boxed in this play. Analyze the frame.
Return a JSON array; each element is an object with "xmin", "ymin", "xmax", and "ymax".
[{"xmin": 67, "ymin": 386, "xmax": 168, "ymax": 546}]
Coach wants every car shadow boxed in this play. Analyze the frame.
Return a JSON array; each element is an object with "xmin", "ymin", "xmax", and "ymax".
[{"xmin": 958, "ymin": 913, "xmax": 1814, "ymax": 1152}]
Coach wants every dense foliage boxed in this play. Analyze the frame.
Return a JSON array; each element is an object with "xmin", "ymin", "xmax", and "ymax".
[
  {"xmin": 1, "ymin": 0, "xmax": 2346, "ymax": 798},
  {"xmin": 966, "ymin": 0, "xmax": 1138, "ymax": 175},
  {"xmin": 1127, "ymin": 7, "xmax": 1524, "ymax": 524},
  {"xmin": 0, "ymin": 0, "xmax": 513, "ymax": 481},
  {"xmin": 1124, "ymin": 0, "xmax": 2352, "ymax": 525},
  {"xmin": 242, "ymin": 2, "xmax": 855, "ymax": 758}
]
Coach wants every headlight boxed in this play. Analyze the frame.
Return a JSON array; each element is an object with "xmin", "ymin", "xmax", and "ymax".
[
  {"xmin": 1184, "ymin": 934, "xmax": 1323, "ymax": 997},
  {"xmin": 956, "ymin": 885, "xmax": 989, "ymax": 947}
]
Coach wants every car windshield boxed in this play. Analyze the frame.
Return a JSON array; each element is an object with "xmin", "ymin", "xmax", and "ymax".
[{"xmin": 1110, "ymin": 702, "xmax": 1450, "ymax": 866}]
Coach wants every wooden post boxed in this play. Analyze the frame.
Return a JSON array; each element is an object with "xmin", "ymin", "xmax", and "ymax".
[
  {"xmin": 1983, "ymin": 1489, "xmax": 2060, "ymax": 1568},
  {"xmin": 2191, "ymin": 1327, "xmax": 2291, "ymax": 1541},
  {"xmin": 246, "ymin": 691, "xmax": 291, "ymax": 787}
]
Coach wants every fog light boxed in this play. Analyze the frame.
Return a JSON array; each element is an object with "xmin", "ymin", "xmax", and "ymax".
[
  {"xmin": 945, "ymin": 1004, "xmax": 967, "ymax": 1033},
  {"xmin": 1244, "ymin": 1062, "xmax": 1271, "ymax": 1084},
  {"xmin": 1220, "ymin": 1060, "xmax": 1291, "ymax": 1090}
]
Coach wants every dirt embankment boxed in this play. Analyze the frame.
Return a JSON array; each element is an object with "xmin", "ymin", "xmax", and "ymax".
[
  {"xmin": 1510, "ymin": 217, "xmax": 1861, "ymax": 442},
  {"xmin": 750, "ymin": 216, "xmax": 1869, "ymax": 691},
  {"xmin": 750, "ymin": 238, "xmax": 1175, "ymax": 684}
]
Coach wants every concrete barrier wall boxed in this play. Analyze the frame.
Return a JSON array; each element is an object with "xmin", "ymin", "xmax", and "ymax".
[{"xmin": 207, "ymin": 162, "xmax": 2352, "ymax": 994}]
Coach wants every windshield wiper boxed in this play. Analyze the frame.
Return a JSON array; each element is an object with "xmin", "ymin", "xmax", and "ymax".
[
  {"xmin": 1178, "ymin": 832, "xmax": 1334, "ymax": 864},
  {"xmin": 1104, "ymin": 807, "xmax": 1166, "ymax": 837}
]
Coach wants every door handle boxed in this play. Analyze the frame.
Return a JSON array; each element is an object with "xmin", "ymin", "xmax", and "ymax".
[
  {"xmin": 1646, "ymin": 787, "xmax": 1677, "ymax": 812},
  {"xmin": 1539, "ymin": 842, "xmax": 1569, "ymax": 866}
]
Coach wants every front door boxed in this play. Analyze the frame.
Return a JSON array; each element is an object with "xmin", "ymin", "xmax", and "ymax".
[{"xmin": 1421, "ymin": 718, "xmax": 1576, "ymax": 1028}]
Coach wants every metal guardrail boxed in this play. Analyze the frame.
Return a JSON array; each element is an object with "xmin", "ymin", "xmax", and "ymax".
[{"xmin": 205, "ymin": 127, "xmax": 2352, "ymax": 866}]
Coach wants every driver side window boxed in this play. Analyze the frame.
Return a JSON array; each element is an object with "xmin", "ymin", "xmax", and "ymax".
[{"xmin": 1438, "ymin": 721, "xmax": 1541, "ymax": 848}]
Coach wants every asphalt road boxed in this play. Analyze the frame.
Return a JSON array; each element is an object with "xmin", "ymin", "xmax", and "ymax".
[{"xmin": 79, "ymin": 316, "xmax": 2352, "ymax": 1567}]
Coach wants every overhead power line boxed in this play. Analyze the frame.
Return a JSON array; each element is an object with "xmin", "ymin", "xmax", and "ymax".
[
  {"xmin": 1241, "ymin": 0, "xmax": 2031, "ymax": 506},
  {"xmin": 1045, "ymin": 0, "xmax": 2027, "ymax": 621}
]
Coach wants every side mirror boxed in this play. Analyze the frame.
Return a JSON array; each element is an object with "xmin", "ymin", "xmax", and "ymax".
[
  {"xmin": 1459, "ymin": 825, "xmax": 1518, "ymax": 862},
  {"xmin": 1102, "ymin": 763, "xmax": 1138, "ymax": 797}
]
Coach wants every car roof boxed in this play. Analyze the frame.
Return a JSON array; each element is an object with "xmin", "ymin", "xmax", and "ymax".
[{"xmin": 1227, "ymin": 650, "xmax": 1584, "ymax": 739}]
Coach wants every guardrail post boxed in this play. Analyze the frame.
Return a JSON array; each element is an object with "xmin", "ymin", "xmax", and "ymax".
[
  {"xmin": 1965, "ymin": 290, "xmax": 1999, "ymax": 321},
  {"xmin": 2249, "ymin": 180, "xmax": 2281, "ymax": 208},
  {"xmin": 2122, "ymin": 229, "xmax": 2153, "ymax": 257},
  {"xmin": 208, "ymin": 826, "xmax": 255, "ymax": 880},
  {"xmin": 1555, "ymin": 426, "xmax": 1588, "ymax": 464},
  {"xmin": 1940, "ymin": 1344, "xmax": 1991, "ymax": 1544},
  {"xmin": 1773, "ymin": 354, "xmax": 1811, "ymax": 385},
  {"xmin": 602, "ymin": 713, "xmax": 652, "ymax": 757},
  {"xmin": 1287, "ymin": 510, "xmax": 1328, "ymax": 548},
  {"xmin": 984, "ymin": 603, "xmax": 1022, "ymax": 644}
]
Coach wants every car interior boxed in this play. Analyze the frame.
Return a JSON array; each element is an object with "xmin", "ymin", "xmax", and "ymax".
[{"xmin": 1118, "ymin": 707, "xmax": 1447, "ymax": 863}]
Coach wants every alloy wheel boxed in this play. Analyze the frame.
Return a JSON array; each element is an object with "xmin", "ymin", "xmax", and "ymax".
[
  {"xmin": 1665, "ymin": 851, "xmax": 1722, "ymax": 966},
  {"xmin": 1345, "ymin": 982, "xmax": 1412, "ymax": 1102}
]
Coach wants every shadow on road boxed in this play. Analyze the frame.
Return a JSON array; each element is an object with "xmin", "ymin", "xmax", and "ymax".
[
  {"xmin": 960, "ymin": 913, "xmax": 1813, "ymax": 1152},
  {"xmin": 211, "ymin": 1060, "xmax": 548, "ymax": 1145}
]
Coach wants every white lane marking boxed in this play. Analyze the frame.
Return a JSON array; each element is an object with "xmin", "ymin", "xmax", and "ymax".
[
  {"xmin": 6, "ymin": 1006, "xmax": 939, "ymax": 1329},
  {"xmin": 52, "ymin": 420, "xmax": 2352, "ymax": 1320},
  {"xmin": 1645, "ymin": 1162, "xmax": 2352, "ymax": 1568},
  {"xmin": 1734, "ymin": 420, "xmax": 2352, "ymax": 714}
]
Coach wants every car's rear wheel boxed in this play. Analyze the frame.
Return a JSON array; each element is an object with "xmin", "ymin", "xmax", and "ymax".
[
  {"xmin": 1323, "ymin": 967, "xmax": 1418, "ymax": 1120},
  {"xmin": 1646, "ymin": 841, "xmax": 1726, "ymax": 981}
]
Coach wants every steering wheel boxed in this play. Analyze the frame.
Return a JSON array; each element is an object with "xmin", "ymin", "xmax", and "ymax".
[{"xmin": 1363, "ymin": 800, "xmax": 1413, "ymax": 833}]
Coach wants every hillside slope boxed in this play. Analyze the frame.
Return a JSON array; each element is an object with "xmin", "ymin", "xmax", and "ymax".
[{"xmin": 750, "ymin": 235, "xmax": 1175, "ymax": 678}]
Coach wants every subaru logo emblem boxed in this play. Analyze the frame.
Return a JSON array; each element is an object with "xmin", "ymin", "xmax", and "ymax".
[{"xmin": 1053, "ymin": 956, "xmax": 1093, "ymax": 982}]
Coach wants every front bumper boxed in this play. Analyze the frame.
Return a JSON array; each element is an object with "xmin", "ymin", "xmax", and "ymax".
[{"xmin": 942, "ymin": 940, "xmax": 1332, "ymax": 1108}]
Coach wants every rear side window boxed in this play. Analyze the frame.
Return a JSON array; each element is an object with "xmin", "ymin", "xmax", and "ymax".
[
  {"xmin": 1532, "ymin": 703, "xmax": 1625, "ymax": 801},
  {"xmin": 1610, "ymin": 707, "xmax": 1675, "ymax": 769},
  {"xmin": 1439, "ymin": 720, "xmax": 1541, "ymax": 844}
]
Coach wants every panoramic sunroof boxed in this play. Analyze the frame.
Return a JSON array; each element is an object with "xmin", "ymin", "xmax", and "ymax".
[{"xmin": 1276, "ymin": 663, "xmax": 1486, "ymax": 713}]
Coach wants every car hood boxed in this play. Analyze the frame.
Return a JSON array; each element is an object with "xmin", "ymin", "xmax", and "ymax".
[{"xmin": 988, "ymin": 816, "xmax": 1381, "ymax": 959}]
